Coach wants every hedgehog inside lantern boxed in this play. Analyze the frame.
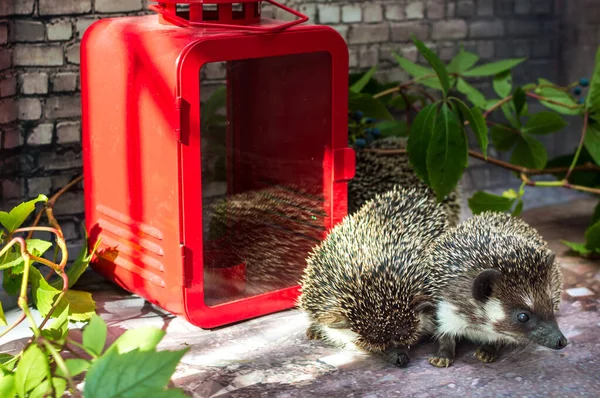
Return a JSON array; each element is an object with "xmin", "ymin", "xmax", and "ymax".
[{"xmin": 81, "ymin": 0, "xmax": 355, "ymax": 329}]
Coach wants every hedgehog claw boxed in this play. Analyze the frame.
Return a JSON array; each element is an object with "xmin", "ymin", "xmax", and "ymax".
[
  {"xmin": 306, "ymin": 324, "xmax": 322, "ymax": 340},
  {"xmin": 475, "ymin": 346, "xmax": 498, "ymax": 363},
  {"xmin": 428, "ymin": 356, "xmax": 453, "ymax": 368}
]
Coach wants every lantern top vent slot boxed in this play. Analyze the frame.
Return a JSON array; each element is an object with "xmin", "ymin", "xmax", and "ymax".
[{"xmin": 150, "ymin": 0, "xmax": 309, "ymax": 32}]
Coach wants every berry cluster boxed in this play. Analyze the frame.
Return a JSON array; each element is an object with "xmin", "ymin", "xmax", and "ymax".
[
  {"xmin": 573, "ymin": 77, "xmax": 589, "ymax": 104},
  {"xmin": 348, "ymin": 111, "xmax": 381, "ymax": 148}
]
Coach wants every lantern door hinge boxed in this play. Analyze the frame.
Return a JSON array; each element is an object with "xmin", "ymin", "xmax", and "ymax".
[
  {"xmin": 180, "ymin": 244, "xmax": 191, "ymax": 288},
  {"xmin": 175, "ymin": 96, "xmax": 183, "ymax": 143}
]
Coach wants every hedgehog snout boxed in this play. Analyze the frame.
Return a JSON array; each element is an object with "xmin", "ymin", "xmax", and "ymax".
[{"xmin": 528, "ymin": 319, "xmax": 568, "ymax": 350}]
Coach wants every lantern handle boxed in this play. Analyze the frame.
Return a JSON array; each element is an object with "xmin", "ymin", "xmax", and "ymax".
[{"xmin": 149, "ymin": 0, "xmax": 309, "ymax": 32}]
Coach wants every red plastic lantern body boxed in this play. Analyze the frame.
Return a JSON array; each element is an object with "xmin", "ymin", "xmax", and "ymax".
[{"xmin": 81, "ymin": 0, "xmax": 355, "ymax": 328}]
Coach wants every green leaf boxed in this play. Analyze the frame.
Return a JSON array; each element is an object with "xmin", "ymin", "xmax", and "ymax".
[
  {"xmin": 592, "ymin": 201, "xmax": 600, "ymax": 226},
  {"xmin": 15, "ymin": 344, "xmax": 48, "ymax": 398},
  {"xmin": 493, "ymin": 71, "xmax": 512, "ymax": 98},
  {"xmin": 537, "ymin": 79, "xmax": 582, "ymax": 115},
  {"xmin": 462, "ymin": 58, "xmax": 527, "ymax": 77},
  {"xmin": 388, "ymin": 95, "xmax": 407, "ymax": 110},
  {"xmin": 51, "ymin": 227, "xmax": 100, "ymax": 290},
  {"xmin": 84, "ymin": 347, "xmax": 188, "ymax": 398},
  {"xmin": 585, "ymin": 46, "xmax": 600, "ymax": 114},
  {"xmin": 451, "ymin": 98, "xmax": 488, "ymax": 158},
  {"xmin": 412, "ymin": 36, "xmax": 450, "ymax": 95},
  {"xmin": 447, "ymin": 47, "xmax": 479, "ymax": 74},
  {"xmin": 512, "ymin": 199, "xmax": 524, "ymax": 217},
  {"xmin": 392, "ymin": 53, "xmax": 442, "ymax": 90},
  {"xmin": 513, "ymin": 87, "xmax": 526, "ymax": 116},
  {"xmin": 348, "ymin": 92, "xmax": 393, "ymax": 121},
  {"xmin": 42, "ymin": 303, "xmax": 70, "ymax": 341},
  {"xmin": 407, "ymin": 103, "xmax": 438, "ymax": 184},
  {"xmin": 510, "ymin": 135, "xmax": 548, "ymax": 169},
  {"xmin": 584, "ymin": 122, "xmax": 600, "ymax": 166},
  {"xmin": 501, "ymin": 102, "xmax": 520, "ymax": 129},
  {"xmin": 350, "ymin": 65, "xmax": 378, "ymax": 93},
  {"xmin": 201, "ymin": 86, "xmax": 226, "ymax": 122},
  {"xmin": 376, "ymin": 120, "xmax": 408, "ymax": 137},
  {"xmin": 29, "ymin": 266, "xmax": 63, "ymax": 318},
  {"xmin": 456, "ymin": 78, "xmax": 487, "ymax": 109},
  {"xmin": 0, "ymin": 194, "xmax": 48, "ymax": 233},
  {"xmin": 502, "ymin": 189, "xmax": 519, "ymax": 199},
  {"xmin": 0, "ymin": 375, "xmax": 16, "ymax": 398},
  {"xmin": 56, "ymin": 358, "xmax": 90, "ymax": 379},
  {"xmin": 491, "ymin": 125, "xmax": 519, "ymax": 151},
  {"xmin": 584, "ymin": 219, "xmax": 600, "ymax": 250},
  {"xmin": 523, "ymin": 112, "xmax": 568, "ymax": 135},
  {"xmin": 28, "ymin": 377, "xmax": 66, "ymax": 398},
  {"xmin": 561, "ymin": 240, "xmax": 592, "ymax": 255},
  {"xmin": 427, "ymin": 103, "xmax": 468, "ymax": 201},
  {"xmin": 0, "ymin": 251, "xmax": 22, "ymax": 271},
  {"xmin": 64, "ymin": 290, "xmax": 96, "ymax": 322},
  {"xmin": 3, "ymin": 268, "xmax": 22, "ymax": 296},
  {"xmin": 1, "ymin": 239, "xmax": 52, "ymax": 272},
  {"xmin": 83, "ymin": 314, "xmax": 108, "ymax": 357},
  {"xmin": 468, "ymin": 191, "xmax": 515, "ymax": 215},
  {"xmin": 110, "ymin": 327, "xmax": 166, "ymax": 355}
]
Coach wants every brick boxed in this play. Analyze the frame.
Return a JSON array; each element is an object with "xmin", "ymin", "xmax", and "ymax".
[
  {"xmin": 51, "ymin": 175, "xmax": 75, "ymax": 191},
  {"xmin": 533, "ymin": 39, "xmax": 552, "ymax": 58},
  {"xmin": 331, "ymin": 25, "xmax": 349, "ymax": 41},
  {"xmin": 477, "ymin": 0, "xmax": 494, "ymax": 16},
  {"xmin": 298, "ymin": 4, "xmax": 317, "ymax": 23},
  {"xmin": 456, "ymin": 0, "xmax": 476, "ymax": 17},
  {"xmin": 2, "ymin": 126, "xmax": 23, "ymax": 149},
  {"xmin": 515, "ymin": 0, "xmax": 532, "ymax": 14},
  {"xmin": 318, "ymin": 5, "xmax": 340, "ymax": 24},
  {"xmin": 20, "ymin": 73, "xmax": 48, "ymax": 95},
  {"xmin": 0, "ymin": 48, "xmax": 11, "ymax": 70},
  {"xmin": 0, "ymin": 1, "xmax": 14, "ymax": 17},
  {"xmin": 2, "ymin": 180, "xmax": 23, "ymax": 200},
  {"xmin": 57, "ymin": 121, "xmax": 81, "ymax": 144},
  {"xmin": 447, "ymin": 2, "xmax": 456, "ymax": 17},
  {"xmin": 439, "ymin": 43, "xmax": 457, "ymax": 61},
  {"xmin": 61, "ymin": 221, "xmax": 79, "ymax": 241},
  {"xmin": 13, "ymin": 45, "xmax": 64, "ymax": 66},
  {"xmin": 52, "ymin": 192, "xmax": 84, "ymax": 215},
  {"xmin": 203, "ymin": 62, "xmax": 225, "ymax": 80},
  {"xmin": 476, "ymin": 41, "xmax": 495, "ymax": 59},
  {"xmin": 358, "ymin": 46, "xmax": 379, "ymax": 68},
  {"xmin": 349, "ymin": 49, "xmax": 359, "ymax": 68},
  {"xmin": 432, "ymin": 20, "xmax": 468, "ymax": 40},
  {"xmin": 0, "ymin": 99, "xmax": 17, "ymax": 124},
  {"xmin": 426, "ymin": 0, "xmax": 445, "ymax": 19},
  {"xmin": 27, "ymin": 123, "xmax": 54, "ymax": 145},
  {"xmin": 385, "ymin": 5, "xmax": 404, "ymax": 21},
  {"xmin": 12, "ymin": 21, "xmax": 45, "ymax": 42},
  {"xmin": 391, "ymin": 22, "xmax": 429, "ymax": 42},
  {"xmin": 506, "ymin": 20, "xmax": 540, "ymax": 36},
  {"xmin": 0, "ymin": 76, "xmax": 17, "ymax": 97},
  {"xmin": 39, "ymin": 151, "xmax": 82, "ymax": 171},
  {"xmin": 76, "ymin": 18, "xmax": 97, "ymax": 39},
  {"xmin": 470, "ymin": 20, "xmax": 504, "ymax": 38},
  {"xmin": 342, "ymin": 5, "xmax": 362, "ymax": 23},
  {"xmin": 28, "ymin": 177, "xmax": 52, "ymax": 196},
  {"xmin": 51, "ymin": 72, "xmax": 78, "ymax": 92},
  {"xmin": 18, "ymin": 98, "xmax": 42, "ymax": 120},
  {"xmin": 47, "ymin": 20, "xmax": 73, "ymax": 41},
  {"xmin": 532, "ymin": 0, "xmax": 552, "ymax": 14},
  {"xmin": 45, "ymin": 96, "xmax": 81, "ymax": 119},
  {"xmin": 66, "ymin": 44, "xmax": 80, "ymax": 64},
  {"xmin": 15, "ymin": 0, "xmax": 35, "ymax": 14},
  {"xmin": 39, "ymin": 0, "xmax": 92, "ymax": 15},
  {"xmin": 95, "ymin": 0, "xmax": 142, "ymax": 13},
  {"xmin": 349, "ymin": 24, "xmax": 389, "ymax": 44},
  {"xmin": 513, "ymin": 40, "xmax": 531, "ymax": 57},
  {"xmin": 495, "ymin": 0, "xmax": 514, "ymax": 17},
  {"xmin": 0, "ymin": 23, "xmax": 7, "ymax": 45},
  {"xmin": 406, "ymin": 1, "xmax": 424, "ymax": 19},
  {"xmin": 364, "ymin": 4, "xmax": 383, "ymax": 23}
]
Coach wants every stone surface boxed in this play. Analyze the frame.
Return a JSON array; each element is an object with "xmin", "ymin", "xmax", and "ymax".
[
  {"xmin": 38, "ymin": 0, "xmax": 92, "ymax": 15},
  {"xmin": 432, "ymin": 19, "xmax": 468, "ymax": 40},
  {"xmin": 0, "ymin": 76, "xmax": 17, "ymax": 97},
  {"xmin": 12, "ymin": 20, "xmax": 45, "ymax": 42},
  {"xmin": 349, "ymin": 24, "xmax": 389, "ymax": 44},
  {"xmin": 341, "ymin": 4, "xmax": 361, "ymax": 23},
  {"xmin": 51, "ymin": 72, "xmax": 78, "ymax": 92},
  {"xmin": 13, "ymin": 45, "xmax": 63, "ymax": 66},
  {"xmin": 0, "ymin": 23, "xmax": 7, "ymax": 45},
  {"xmin": 317, "ymin": 4, "xmax": 340, "ymax": 24},
  {"xmin": 2, "ymin": 199, "xmax": 599, "ymax": 397},
  {"xmin": 384, "ymin": 4, "xmax": 404, "ymax": 21},
  {"xmin": 56, "ymin": 121, "xmax": 80, "ymax": 143},
  {"xmin": 20, "ymin": 72, "xmax": 48, "ymax": 95},
  {"xmin": 27, "ymin": 123, "xmax": 53, "ymax": 145},
  {"xmin": 66, "ymin": 43, "xmax": 80, "ymax": 64},
  {"xmin": 470, "ymin": 19, "xmax": 505, "ymax": 38},
  {"xmin": 17, "ymin": 98, "xmax": 42, "ymax": 120},
  {"xmin": 47, "ymin": 20, "xmax": 73, "ymax": 41},
  {"xmin": 45, "ymin": 95, "xmax": 81, "ymax": 119},
  {"xmin": 405, "ymin": 1, "xmax": 424, "ymax": 19},
  {"xmin": 95, "ymin": 0, "xmax": 142, "ymax": 13},
  {"xmin": 391, "ymin": 21, "xmax": 429, "ymax": 41},
  {"xmin": 477, "ymin": 0, "xmax": 495, "ymax": 16},
  {"xmin": 363, "ymin": 4, "xmax": 383, "ymax": 23}
]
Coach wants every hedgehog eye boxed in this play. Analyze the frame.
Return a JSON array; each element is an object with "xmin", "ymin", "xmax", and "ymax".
[{"xmin": 517, "ymin": 313, "xmax": 530, "ymax": 323}]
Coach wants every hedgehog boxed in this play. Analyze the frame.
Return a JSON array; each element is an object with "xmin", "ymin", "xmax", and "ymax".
[
  {"xmin": 424, "ymin": 211, "xmax": 567, "ymax": 367},
  {"xmin": 297, "ymin": 185, "xmax": 449, "ymax": 367},
  {"xmin": 348, "ymin": 136, "xmax": 463, "ymax": 227},
  {"xmin": 203, "ymin": 183, "xmax": 327, "ymax": 304}
]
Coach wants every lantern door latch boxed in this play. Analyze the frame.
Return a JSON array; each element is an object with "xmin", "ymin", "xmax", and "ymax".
[
  {"xmin": 175, "ymin": 96, "xmax": 183, "ymax": 143},
  {"xmin": 333, "ymin": 147, "xmax": 356, "ymax": 182},
  {"xmin": 180, "ymin": 243, "xmax": 191, "ymax": 288}
]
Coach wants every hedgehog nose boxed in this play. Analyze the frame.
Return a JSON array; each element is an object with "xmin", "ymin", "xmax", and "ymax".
[{"xmin": 556, "ymin": 336, "xmax": 568, "ymax": 350}]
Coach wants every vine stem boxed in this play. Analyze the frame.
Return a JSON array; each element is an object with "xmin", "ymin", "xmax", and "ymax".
[
  {"xmin": 42, "ymin": 338, "xmax": 76, "ymax": 392},
  {"xmin": 526, "ymin": 92, "xmax": 585, "ymax": 110},
  {"xmin": 565, "ymin": 111, "xmax": 590, "ymax": 181},
  {"xmin": 483, "ymin": 96, "xmax": 513, "ymax": 118}
]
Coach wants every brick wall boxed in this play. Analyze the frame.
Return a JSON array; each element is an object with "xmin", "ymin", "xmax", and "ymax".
[{"xmin": 0, "ymin": 0, "xmax": 594, "ymax": 256}]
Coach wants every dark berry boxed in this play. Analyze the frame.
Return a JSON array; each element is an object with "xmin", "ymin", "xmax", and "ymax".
[
  {"xmin": 354, "ymin": 138, "xmax": 366, "ymax": 148},
  {"xmin": 353, "ymin": 111, "xmax": 364, "ymax": 120},
  {"xmin": 371, "ymin": 128, "xmax": 381, "ymax": 136},
  {"xmin": 364, "ymin": 128, "xmax": 372, "ymax": 134},
  {"xmin": 366, "ymin": 133, "xmax": 374, "ymax": 143},
  {"xmin": 365, "ymin": 117, "xmax": 376, "ymax": 124},
  {"xmin": 574, "ymin": 87, "xmax": 582, "ymax": 95},
  {"xmin": 579, "ymin": 97, "xmax": 586, "ymax": 104},
  {"xmin": 580, "ymin": 78, "xmax": 589, "ymax": 87}
]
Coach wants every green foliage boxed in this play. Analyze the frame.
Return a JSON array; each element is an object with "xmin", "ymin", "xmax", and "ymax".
[
  {"xmin": 461, "ymin": 58, "xmax": 527, "ymax": 77},
  {"xmin": 350, "ymin": 65, "xmax": 377, "ymax": 93},
  {"xmin": 1, "ymin": 191, "xmax": 188, "ymax": 397},
  {"xmin": 585, "ymin": 46, "xmax": 600, "ymax": 115},
  {"xmin": 411, "ymin": 36, "xmax": 451, "ymax": 96},
  {"xmin": 468, "ymin": 187, "xmax": 525, "ymax": 217}
]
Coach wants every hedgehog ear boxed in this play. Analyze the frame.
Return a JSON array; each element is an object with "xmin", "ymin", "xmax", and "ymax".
[
  {"xmin": 411, "ymin": 295, "xmax": 436, "ymax": 313},
  {"xmin": 472, "ymin": 269, "xmax": 503, "ymax": 302}
]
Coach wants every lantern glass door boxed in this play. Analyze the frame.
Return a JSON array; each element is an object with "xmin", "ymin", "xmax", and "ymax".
[{"xmin": 200, "ymin": 52, "xmax": 332, "ymax": 307}]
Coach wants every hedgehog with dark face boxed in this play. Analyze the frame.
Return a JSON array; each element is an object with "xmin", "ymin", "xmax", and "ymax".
[
  {"xmin": 425, "ymin": 211, "xmax": 567, "ymax": 367},
  {"xmin": 297, "ymin": 185, "xmax": 447, "ymax": 367}
]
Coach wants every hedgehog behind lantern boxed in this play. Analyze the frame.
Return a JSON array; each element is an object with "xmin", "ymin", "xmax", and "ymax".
[
  {"xmin": 297, "ymin": 185, "xmax": 448, "ymax": 367},
  {"xmin": 349, "ymin": 136, "xmax": 462, "ymax": 227}
]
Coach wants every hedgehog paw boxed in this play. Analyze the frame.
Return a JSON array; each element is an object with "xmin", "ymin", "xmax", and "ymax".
[
  {"xmin": 428, "ymin": 355, "xmax": 454, "ymax": 368},
  {"xmin": 306, "ymin": 324, "xmax": 322, "ymax": 340},
  {"xmin": 380, "ymin": 351, "xmax": 410, "ymax": 368},
  {"xmin": 474, "ymin": 347, "xmax": 497, "ymax": 363}
]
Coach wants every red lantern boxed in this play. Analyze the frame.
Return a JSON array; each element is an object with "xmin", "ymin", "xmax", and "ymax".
[{"xmin": 81, "ymin": 0, "xmax": 355, "ymax": 328}]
